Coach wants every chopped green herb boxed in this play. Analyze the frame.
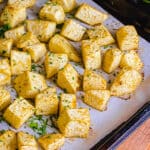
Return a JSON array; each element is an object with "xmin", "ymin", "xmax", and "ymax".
[
  {"xmin": 31, "ymin": 64, "xmax": 36, "ymax": 71},
  {"xmin": 0, "ymin": 116, "xmax": 4, "ymax": 123},
  {"xmin": 143, "ymin": 0, "xmax": 150, "ymax": 3},
  {"xmin": 72, "ymin": 77, "xmax": 75, "ymax": 80},
  {"xmin": 1, "ymin": 50, "xmax": 6, "ymax": 55},
  {"xmin": 0, "ymin": 24, "xmax": 11, "ymax": 38},
  {"xmin": 103, "ymin": 45, "xmax": 109, "ymax": 49}
]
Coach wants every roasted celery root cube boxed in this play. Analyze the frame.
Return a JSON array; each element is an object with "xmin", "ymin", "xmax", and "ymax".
[
  {"xmin": 8, "ymin": 0, "xmax": 36, "ymax": 8},
  {"xmin": 87, "ymin": 25, "xmax": 115, "ymax": 46},
  {"xmin": 38, "ymin": 133, "xmax": 65, "ymax": 150},
  {"xmin": 26, "ymin": 20, "xmax": 56, "ymax": 42},
  {"xmin": 14, "ymin": 71, "xmax": 47, "ymax": 99},
  {"xmin": 40, "ymin": 2, "xmax": 65, "ymax": 24},
  {"xmin": 57, "ymin": 63, "xmax": 80, "ymax": 93},
  {"xmin": 0, "ymin": 59, "xmax": 11, "ymax": 86},
  {"xmin": 102, "ymin": 48, "xmax": 122, "ymax": 73},
  {"xmin": 75, "ymin": 3, "xmax": 108, "ymax": 25},
  {"xmin": 11, "ymin": 50, "xmax": 31, "ymax": 75},
  {"xmin": 0, "ymin": 6, "xmax": 26, "ymax": 28},
  {"xmin": 57, "ymin": 108, "xmax": 90, "ymax": 138},
  {"xmin": 3, "ymin": 97, "xmax": 35, "ymax": 129},
  {"xmin": 52, "ymin": 0, "xmax": 76, "ymax": 12},
  {"xmin": 35, "ymin": 88, "xmax": 59, "ymax": 115},
  {"xmin": 49, "ymin": 34, "xmax": 80, "ymax": 62},
  {"xmin": 120, "ymin": 50, "xmax": 143, "ymax": 71},
  {"xmin": 0, "ymin": 130, "xmax": 17, "ymax": 150},
  {"xmin": 116, "ymin": 25, "xmax": 139, "ymax": 51},
  {"xmin": 0, "ymin": 39, "xmax": 13, "ymax": 57},
  {"xmin": 59, "ymin": 93, "xmax": 77, "ymax": 114},
  {"xmin": 17, "ymin": 131, "xmax": 38, "ymax": 150},
  {"xmin": 5, "ymin": 25, "xmax": 26, "ymax": 44},
  {"xmin": 44, "ymin": 52, "xmax": 68, "ymax": 78},
  {"xmin": 23, "ymin": 43, "xmax": 47, "ymax": 62},
  {"xmin": 17, "ymin": 32, "xmax": 39, "ymax": 48},
  {"xmin": 110, "ymin": 68, "xmax": 142, "ymax": 97},
  {"xmin": 0, "ymin": 87, "xmax": 11, "ymax": 111},
  {"xmin": 84, "ymin": 90, "xmax": 110, "ymax": 111},
  {"xmin": 83, "ymin": 70, "xmax": 107, "ymax": 91},
  {"xmin": 82, "ymin": 40, "xmax": 101, "ymax": 70},
  {"xmin": 61, "ymin": 19, "xmax": 86, "ymax": 41}
]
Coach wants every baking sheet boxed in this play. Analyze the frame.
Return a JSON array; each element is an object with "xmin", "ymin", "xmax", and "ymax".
[{"xmin": 0, "ymin": 0, "xmax": 150, "ymax": 150}]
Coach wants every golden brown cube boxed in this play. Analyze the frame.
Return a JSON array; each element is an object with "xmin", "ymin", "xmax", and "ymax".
[
  {"xmin": 75, "ymin": 3, "xmax": 108, "ymax": 25},
  {"xmin": 0, "ymin": 6, "xmax": 26, "ymax": 28},
  {"xmin": 38, "ymin": 133, "xmax": 65, "ymax": 150},
  {"xmin": 26, "ymin": 20, "xmax": 56, "ymax": 42},
  {"xmin": 61, "ymin": 19, "xmax": 86, "ymax": 41},
  {"xmin": 57, "ymin": 63, "xmax": 80, "ymax": 93},
  {"xmin": 11, "ymin": 50, "xmax": 31, "ymax": 75},
  {"xmin": 44, "ymin": 52, "xmax": 68, "ymax": 78},
  {"xmin": 84, "ymin": 90, "xmax": 110, "ymax": 111},
  {"xmin": 3, "ymin": 97, "xmax": 35, "ymax": 129},
  {"xmin": 82, "ymin": 40, "xmax": 101, "ymax": 70},
  {"xmin": 59, "ymin": 93, "xmax": 77, "ymax": 114},
  {"xmin": 0, "ymin": 86, "xmax": 11, "ymax": 111},
  {"xmin": 0, "ymin": 39, "xmax": 13, "ymax": 57},
  {"xmin": 17, "ymin": 131, "xmax": 38, "ymax": 150},
  {"xmin": 110, "ymin": 68, "xmax": 142, "ymax": 97},
  {"xmin": 120, "ymin": 50, "xmax": 143, "ymax": 71},
  {"xmin": 5, "ymin": 25, "xmax": 26, "ymax": 44},
  {"xmin": 57, "ymin": 108, "xmax": 90, "ymax": 138},
  {"xmin": 8, "ymin": 0, "xmax": 36, "ymax": 8},
  {"xmin": 23, "ymin": 43, "xmax": 47, "ymax": 62},
  {"xmin": 40, "ymin": 2, "xmax": 65, "ymax": 24},
  {"xmin": 87, "ymin": 24, "xmax": 115, "ymax": 46},
  {"xmin": 83, "ymin": 70, "xmax": 107, "ymax": 91},
  {"xmin": 14, "ymin": 71, "xmax": 47, "ymax": 99},
  {"xmin": 116, "ymin": 25, "xmax": 139, "ymax": 51},
  {"xmin": 17, "ymin": 32, "xmax": 39, "ymax": 48},
  {"xmin": 0, "ymin": 59, "xmax": 11, "ymax": 86},
  {"xmin": 49, "ymin": 34, "xmax": 80, "ymax": 62},
  {"xmin": 52, "ymin": 0, "xmax": 76, "ymax": 12},
  {"xmin": 102, "ymin": 48, "xmax": 122, "ymax": 73},
  {"xmin": 35, "ymin": 88, "xmax": 59, "ymax": 115},
  {"xmin": 0, "ymin": 130, "xmax": 17, "ymax": 150}
]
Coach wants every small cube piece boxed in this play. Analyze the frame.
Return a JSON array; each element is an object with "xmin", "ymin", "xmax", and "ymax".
[
  {"xmin": 116, "ymin": 25, "xmax": 139, "ymax": 51},
  {"xmin": 57, "ymin": 108, "xmax": 90, "ymax": 138},
  {"xmin": 0, "ymin": 130, "xmax": 17, "ymax": 150},
  {"xmin": 45, "ymin": 52, "xmax": 68, "ymax": 78},
  {"xmin": 75, "ymin": 3, "xmax": 108, "ymax": 25},
  {"xmin": 61, "ymin": 19, "xmax": 86, "ymax": 41},
  {"xmin": 52, "ymin": 0, "xmax": 76, "ymax": 12},
  {"xmin": 84, "ymin": 90, "xmax": 110, "ymax": 111},
  {"xmin": 59, "ymin": 93, "xmax": 77, "ymax": 114},
  {"xmin": 0, "ymin": 6, "xmax": 26, "ymax": 28},
  {"xmin": 0, "ymin": 87, "xmax": 11, "ymax": 111},
  {"xmin": 3, "ymin": 97, "xmax": 35, "ymax": 128},
  {"xmin": 5, "ymin": 25, "xmax": 26, "ymax": 44},
  {"xmin": 83, "ymin": 70, "xmax": 107, "ymax": 91},
  {"xmin": 110, "ymin": 68, "xmax": 142, "ymax": 97},
  {"xmin": 82, "ymin": 40, "xmax": 101, "ymax": 70},
  {"xmin": 120, "ymin": 50, "xmax": 143, "ymax": 71},
  {"xmin": 49, "ymin": 34, "xmax": 80, "ymax": 62},
  {"xmin": 23, "ymin": 43, "xmax": 47, "ymax": 62},
  {"xmin": 17, "ymin": 32, "xmax": 39, "ymax": 48},
  {"xmin": 38, "ymin": 133, "xmax": 65, "ymax": 150},
  {"xmin": 102, "ymin": 48, "xmax": 122, "ymax": 73},
  {"xmin": 14, "ymin": 71, "xmax": 47, "ymax": 98},
  {"xmin": 87, "ymin": 25, "xmax": 115, "ymax": 46},
  {"xmin": 17, "ymin": 131, "xmax": 38, "ymax": 150},
  {"xmin": 11, "ymin": 50, "xmax": 31, "ymax": 75},
  {"xmin": 0, "ymin": 39, "xmax": 13, "ymax": 57},
  {"xmin": 8, "ymin": 0, "xmax": 36, "ymax": 8},
  {"xmin": 0, "ymin": 59, "xmax": 11, "ymax": 86},
  {"xmin": 57, "ymin": 63, "xmax": 80, "ymax": 93},
  {"xmin": 40, "ymin": 2, "xmax": 65, "ymax": 24},
  {"xmin": 35, "ymin": 88, "xmax": 59, "ymax": 115},
  {"xmin": 26, "ymin": 20, "xmax": 56, "ymax": 42}
]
